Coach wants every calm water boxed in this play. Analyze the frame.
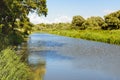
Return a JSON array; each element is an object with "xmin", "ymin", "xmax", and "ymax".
[{"xmin": 27, "ymin": 33, "xmax": 120, "ymax": 80}]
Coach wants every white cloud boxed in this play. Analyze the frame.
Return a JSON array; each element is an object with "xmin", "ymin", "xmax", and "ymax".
[
  {"xmin": 53, "ymin": 16, "xmax": 72, "ymax": 23},
  {"xmin": 28, "ymin": 13, "xmax": 50, "ymax": 24},
  {"xmin": 103, "ymin": 9, "xmax": 116, "ymax": 14},
  {"xmin": 28, "ymin": 13, "xmax": 72, "ymax": 24}
]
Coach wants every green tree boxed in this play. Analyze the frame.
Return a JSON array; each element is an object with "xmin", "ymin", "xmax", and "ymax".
[
  {"xmin": 0, "ymin": 0, "xmax": 47, "ymax": 35},
  {"xmin": 0, "ymin": 0, "xmax": 47, "ymax": 46},
  {"xmin": 104, "ymin": 10, "xmax": 120, "ymax": 30},
  {"xmin": 82, "ymin": 16, "xmax": 106, "ymax": 30},
  {"xmin": 72, "ymin": 15, "xmax": 85, "ymax": 29}
]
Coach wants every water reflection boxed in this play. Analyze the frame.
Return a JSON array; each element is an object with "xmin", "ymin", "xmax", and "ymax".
[
  {"xmin": 28, "ymin": 51, "xmax": 46, "ymax": 80},
  {"xmin": 27, "ymin": 33, "xmax": 120, "ymax": 80},
  {"xmin": 28, "ymin": 35, "xmax": 46, "ymax": 80},
  {"xmin": 29, "ymin": 61, "xmax": 46, "ymax": 80},
  {"xmin": 27, "ymin": 33, "xmax": 74, "ymax": 80}
]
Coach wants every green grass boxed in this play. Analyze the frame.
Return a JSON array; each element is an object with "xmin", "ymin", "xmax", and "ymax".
[
  {"xmin": 39, "ymin": 29, "xmax": 120, "ymax": 45},
  {"xmin": 0, "ymin": 48, "xmax": 32, "ymax": 80}
]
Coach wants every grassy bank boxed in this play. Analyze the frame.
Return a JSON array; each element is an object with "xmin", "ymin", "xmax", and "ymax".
[
  {"xmin": 0, "ymin": 48, "xmax": 32, "ymax": 80},
  {"xmin": 37, "ymin": 29, "xmax": 120, "ymax": 45},
  {"xmin": 0, "ymin": 33, "xmax": 33, "ymax": 80}
]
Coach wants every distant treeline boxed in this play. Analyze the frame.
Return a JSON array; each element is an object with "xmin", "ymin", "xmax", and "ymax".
[
  {"xmin": 33, "ymin": 10, "xmax": 120, "ymax": 45},
  {"xmin": 34, "ymin": 10, "xmax": 120, "ymax": 31}
]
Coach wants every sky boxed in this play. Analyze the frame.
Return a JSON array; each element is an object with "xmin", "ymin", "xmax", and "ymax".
[{"xmin": 28, "ymin": 0, "xmax": 120, "ymax": 24}]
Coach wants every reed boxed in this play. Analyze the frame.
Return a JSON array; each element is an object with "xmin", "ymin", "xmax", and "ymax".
[{"xmin": 0, "ymin": 48, "xmax": 32, "ymax": 80}]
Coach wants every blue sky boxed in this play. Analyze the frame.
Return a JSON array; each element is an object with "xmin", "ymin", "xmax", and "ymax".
[{"xmin": 28, "ymin": 0, "xmax": 120, "ymax": 24}]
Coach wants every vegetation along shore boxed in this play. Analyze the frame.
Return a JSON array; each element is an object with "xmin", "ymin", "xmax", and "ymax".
[{"xmin": 33, "ymin": 10, "xmax": 120, "ymax": 45}]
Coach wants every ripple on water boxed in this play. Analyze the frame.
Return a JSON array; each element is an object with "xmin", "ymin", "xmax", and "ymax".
[{"xmin": 28, "ymin": 33, "xmax": 120, "ymax": 80}]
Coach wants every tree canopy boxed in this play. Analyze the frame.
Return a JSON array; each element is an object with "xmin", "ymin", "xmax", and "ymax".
[
  {"xmin": 104, "ymin": 10, "xmax": 120, "ymax": 30},
  {"xmin": 0, "ymin": 0, "xmax": 48, "ymax": 34},
  {"xmin": 82, "ymin": 16, "xmax": 105, "ymax": 30},
  {"xmin": 71, "ymin": 10, "xmax": 120, "ymax": 30},
  {"xmin": 0, "ymin": 0, "xmax": 47, "ymax": 46},
  {"xmin": 72, "ymin": 15, "xmax": 85, "ymax": 29}
]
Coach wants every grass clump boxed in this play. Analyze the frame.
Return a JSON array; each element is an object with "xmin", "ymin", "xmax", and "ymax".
[{"xmin": 0, "ymin": 48, "xmax": 31, "ymax": 80}]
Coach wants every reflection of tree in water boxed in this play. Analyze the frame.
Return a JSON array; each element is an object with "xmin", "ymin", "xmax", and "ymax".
[{"xmin": 30, "ymin": 61, "xmax": 46, "ymax": 80}]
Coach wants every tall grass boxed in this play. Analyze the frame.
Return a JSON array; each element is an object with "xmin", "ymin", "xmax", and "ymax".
[
  {"xmin": 46, "ymin": 30, "xmax": 120, "ymax": 45},
  {"xmin": 0, "ymin": 48, "xmax": 32, "ymax": 80}
]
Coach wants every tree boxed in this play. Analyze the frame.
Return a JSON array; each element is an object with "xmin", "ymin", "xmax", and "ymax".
[
  {"xmin": 104, "ymin": 10, "xmax": 120, "ymax": 30},
  {"xmin": 0, "ymin": 0, "xmax": 48, "ymax": 35},
  {"xmin": 72, "ymin": 15, "xmax": 85, "ymax": 29},
  {"xmin": 0, "ymin": 0, "xmax": 47, "ymax": 46},
  {"xmin": 82, "ymin": 16, "xmax": 106, "ymax": 30}
]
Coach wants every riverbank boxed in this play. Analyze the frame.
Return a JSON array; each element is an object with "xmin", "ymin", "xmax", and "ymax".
[
  {"xmin": 0, "ymin": 48, "xmax": 32, "ymax": 80},
  {"xmin": 34, "ymin": 29, "xmax": 120, "ymax": 45},
  {"xmin": 0, "ymin": 34, "xmax": 33, "ymax": 80}
]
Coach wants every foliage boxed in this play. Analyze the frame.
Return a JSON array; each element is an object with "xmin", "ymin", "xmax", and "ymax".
[
  {"xmin": 8, "ymin": 31, "xmax": 24, "ymax": 45},
  {"xmin": 72, "ymin": 15, "xmax": 85, "ymax": 29},
  {"xmin": 0, "ymin": 31, "xmax": 25, "ymax": 50},
  {"xmin": 71, "ymin": 10, "xmax": 120, "ymax": 30},
  {"xmin": 0, "ymin": 0, "xmax": 47, "ymax": 46},
  {"xmin": 0, "ymin": 1, "xmax": 48, "ymax": 80},
  {"xmin": 33, "ymin": 23, "xmax": 72, "ymax": 31},
  {"xmin": 0, "ymin": 48, "xmax": 32, "ymax": 80},
  {"xmin": 104, "ymin": 10, "xmax": 120, "ymax": 30},
  {"xmin": 0, "ymin": 0, "xmax": 47, "ymax": 35},
  {"xmin": 32, "ymin": 22, "xmax": 120, "ymax": 45},
  {"xmin": 82, "ymin": 16, "xmax": 106, "ymax": 30},
  {"xmin": 32, "ymin": 10, "xmax": 120, "ymax": 45},
  {"xmin": 16, "ymin": 18, "xmax": 34, "ymax": 35},
  {"xmin": 0, "ymin": 34, "xmax": 9, "ymax": 51}
]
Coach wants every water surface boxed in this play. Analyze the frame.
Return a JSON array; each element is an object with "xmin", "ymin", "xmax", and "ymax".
[{"xmin": 27, "ymin": 33, "xmax": 120, "ymax": 80}]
